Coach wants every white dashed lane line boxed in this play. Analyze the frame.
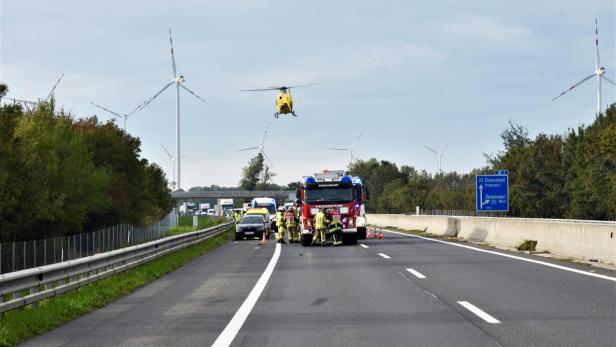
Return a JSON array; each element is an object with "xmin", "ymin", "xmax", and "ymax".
[
  {"xmin": 457, "ymin": 301, "xmax": 501, "ymax": 324},
  {"xmin": 360, "ymin": 244, "xmax": 369, "ymax": 249},
  {"xmin": 406, "ymin": 268, "xmax": 426, "ymax": 279},
  {"xmin": 378, "ymin": 253, "xmax": 391, "ymax": 259}
]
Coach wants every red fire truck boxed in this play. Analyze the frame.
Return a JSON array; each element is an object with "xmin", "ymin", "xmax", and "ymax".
[{"xmin": 297, "ymin": 170, "xmax": 367, "ymax": 246}]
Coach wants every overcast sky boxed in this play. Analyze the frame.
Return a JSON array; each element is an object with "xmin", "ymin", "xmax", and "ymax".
[{"xmin": 1, "ymin": 0, "xmax": 614, "ymax": 188}]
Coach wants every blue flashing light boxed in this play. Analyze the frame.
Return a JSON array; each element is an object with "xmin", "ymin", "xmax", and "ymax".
[
  {"xmin": 340, "ymin": 175, "xmax": 353, "ymax": 183},
  {"xmin": 304, "ymin": 176, "xmax": 316, "ymax": 184}
]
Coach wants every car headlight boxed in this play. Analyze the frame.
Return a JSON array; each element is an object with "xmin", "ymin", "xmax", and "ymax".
[{"xmin": 340, "ymin": 207, "xmax": 349, "ymax": 214}]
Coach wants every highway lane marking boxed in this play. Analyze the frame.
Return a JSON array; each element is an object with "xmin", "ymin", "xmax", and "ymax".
[
  {"xmin": 360, "ymin": 243, "xmax": 369, "ymax": 248},
  {"xmin": 406, "ymin": 268, "xmax": 426, "ymax": 279},
  {"xmin": 457, "ymin": 301, "xmax": 501, "ymax": 324},
  {"xmin": 211, "ymin": 243, "xmax": 281, "ymax": 347},
  {"xmin": 378, "ymin": 253, "xmax": 391, "ymax": 259},
  {"xmin": 384, "ymin": 229, "xmax": 616, "ymax": 283}
]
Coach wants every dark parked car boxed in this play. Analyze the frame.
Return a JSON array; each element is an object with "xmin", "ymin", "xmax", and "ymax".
[{"xmin": 235, "ymin": 215, "xmax": 269, "ymax": 240}]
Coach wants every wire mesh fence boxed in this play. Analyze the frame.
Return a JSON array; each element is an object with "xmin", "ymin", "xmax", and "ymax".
[
  {"xmin": 0, "ymin": 211, "xmax": 178, "ymax": 274},
  {"xmin": 413, "ymin": 209, "xmax": 509, "ymax": 218}
]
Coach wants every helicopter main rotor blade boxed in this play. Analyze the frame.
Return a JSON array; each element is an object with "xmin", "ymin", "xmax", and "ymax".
[
  {"xmin": 90, "ymin": 102, "xmax": 122, "ymax": 118},
  {"xmin": 179, "ymin": 83, "xmax": 206, "ymax": 103},
  {"xmin": 285, "ymin": 82, "xmax": 322, "ymax": 89},
  {"xmin": 239, "ymin": 87, "xmax": 284, "ymax": 92}
]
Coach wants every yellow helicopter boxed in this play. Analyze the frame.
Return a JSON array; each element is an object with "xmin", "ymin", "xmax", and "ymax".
[{"xmin": 240, "ymin": 83, "xmax": 319, "ymax": 118}]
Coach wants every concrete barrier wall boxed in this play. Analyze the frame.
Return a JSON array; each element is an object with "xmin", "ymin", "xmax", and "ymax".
[
  {"xmin": 367, "ymin": 214, "xmax": 616, "ymax": 264},
  {"xmin": 367, "ymin": 214, "xmax": 458, "ymax": 236}
]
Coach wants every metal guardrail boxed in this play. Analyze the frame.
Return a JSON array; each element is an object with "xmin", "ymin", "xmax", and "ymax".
[
  {"xmin": 171, "ymin": 190, "xmax": 294, "ymax": 199},
  {"xmin": 0, "ymin": 221, "xmax": 234, "ymax": 314}
]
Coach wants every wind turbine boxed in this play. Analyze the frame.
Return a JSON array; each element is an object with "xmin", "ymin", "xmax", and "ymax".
[
  {"xmin": 161, "ymin": 144, "xmax": 188, "ymax": 191},
  {"xmin": 90, "ymin": 102, "xmax": 143, "ymax": 132},
  {"xmin": 137, "ymin": 28, "xmax": 207, "ymax": 191},
  {"xmin": 552, "ymin": 19, "xmax": 616, "ymax": 114},
  {"xmin": 423, "ymin": 143, "xmax": 450, "ymax": 174},
  {"xmin": 327, "ymin": 131, "xmax": 363, "ymax": 163},
  {"xmin": 5, "ymin": 73, "xmax": 65, "ymax": 107},
  {"xmin": 235, "ymin": 122, "xmax": 273, "ymax": 167}
]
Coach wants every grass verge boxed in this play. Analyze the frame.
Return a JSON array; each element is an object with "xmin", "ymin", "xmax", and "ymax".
[
  {"xmin": 0, "ymin": 229, "xmax": 233, "ymax": 347},
  {"xmin": 166, "ymin": 215, "xmax": 228, "ymax": 236}
]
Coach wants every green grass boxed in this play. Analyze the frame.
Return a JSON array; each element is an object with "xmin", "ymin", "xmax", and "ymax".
[
  {"xmin": 166, "ymin": 215, "xmax": 228, "ymax": 236},
  {"xmin": 0, "ymin": 229, "xmax": 233, "ymax": 347}
]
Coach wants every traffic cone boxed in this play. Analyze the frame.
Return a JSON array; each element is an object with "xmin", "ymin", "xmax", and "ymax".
[
  {"xmin": 258, "ymin": 231, "xmax": 267, "ymax": 245},
  {"xmin": 367, "ymin": 229, "xmax": 373, "ymax": 238},
  {"xmin": 379, "ymin": 231, "xmax": 384, "ymax": 240}
]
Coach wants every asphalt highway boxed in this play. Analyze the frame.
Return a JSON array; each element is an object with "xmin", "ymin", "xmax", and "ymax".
[{"xmin": 24, "ymin": 230, "xmax": 616, "ymax": 347}]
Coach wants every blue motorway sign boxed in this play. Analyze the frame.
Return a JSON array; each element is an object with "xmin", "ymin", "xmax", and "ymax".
[{"xmin": 476, "ymin": 175, "xmax": 509, "ymax": 212}]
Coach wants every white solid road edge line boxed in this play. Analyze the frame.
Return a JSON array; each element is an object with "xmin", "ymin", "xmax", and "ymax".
[
  {"xmin": 378, "ymin": 253, "xmax": 391, "ymax": 259},
  {"xmin": 458, "ymin": 301, "xmax": 501, "ymax": 324},
  {"xmin": 360, "ymin": 243, "xmax": 369, "ymax": 248},
  {"xmin": 406, "ymin": 268, "xmax": 427, "ymax": 279},
  {"xmin": 384, "ymin": 229, "xmax": 616, "ymax": 283},
  {"xmin": 212, "ymin": 243, "xmax": 281, "ymax": 347}
]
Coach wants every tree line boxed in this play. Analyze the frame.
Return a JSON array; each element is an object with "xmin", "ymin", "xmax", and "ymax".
[
  {"xmin": 0, "ymin": 84, "xmax": 172, "ymax": 242},
  {"xmin": 348, "ymin": 104, "xmax": 616, "ymax": 220}
]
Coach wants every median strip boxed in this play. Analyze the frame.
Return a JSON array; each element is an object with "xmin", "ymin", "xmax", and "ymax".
[{"xmin": 457, "ymin": 301, "xmax": 501, "ymax": 324}]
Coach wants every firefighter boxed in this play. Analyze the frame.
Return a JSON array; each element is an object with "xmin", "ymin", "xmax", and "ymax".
[
  {"xmin": 329, "ymin": 208, "xmax": 343, "ymax": 246},
  {"xmin": 285, "ymin": 207, "xmax": 298, "ymax": 243},
  {"xmin": 312, "ymin": 208, "xmax": 327, "ymax": 246},
  {"xmin": 276, "ymin": 207, "xmax": 287, "ymax": 243}
]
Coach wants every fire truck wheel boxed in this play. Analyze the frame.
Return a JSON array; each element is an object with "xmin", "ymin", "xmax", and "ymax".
[
  {"xmin": 357, "ymin": 227, "xmax": 367, "ymax": 240},
  {"xmin": 342, "ymin": 233, "xmax": 358, "ymax": 245},
  {"xmin": 302, "ymin": 234, "xmax": 312, "ymax": 247}
]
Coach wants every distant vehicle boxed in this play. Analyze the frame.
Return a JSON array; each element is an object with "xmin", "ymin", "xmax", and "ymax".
[
  {"xmin": 206, "ymin": 209, "xmax": 216, "ymax": 216},
  {"xmin": 235, "ymin": 214, "xmax": 270, "ymax": 241},
  {"xmin": 199, "ymin": 203, "xmax": 211, "ymax": 215},
  {"xmin": 216, "ymin": 198, "xmax": 234, "ymax": 215},
  {"xmin": 250, "ymin": 197, "xmax": 277, "ymax": 229}
]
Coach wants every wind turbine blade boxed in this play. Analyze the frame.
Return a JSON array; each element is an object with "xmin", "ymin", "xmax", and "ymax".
[
  {"xmin": 179, "ymin": 83, "xmax": 206, "ymax": 103},
  {"xmin": 180, "ymin": 154, "xmax": 189, "ymax": 159},
  {"xmin": 235, "ymin": 146, "xmax": 259, "ymax": 152},
  {"xmin": 6, "ymin": 98, "xmax": 37, "ymax": 106},
  {"xmin": 161, "ymin": 144, "xmax": 173, "ymax": 159},
  {"xmin": 262, "ymin": 150, "xmax": 273, "ymax": 166},
  {"xmin": 261, "ymin": 122, "xmax": 271, "ymax": 147},
  {"xmin": 169, "ymin": 28, "xmax": 177, "ymax": 79},
  {"xmin": 46, "ymin": 73, "xmax": 65, "ymax": 101},
  {"xmin": 138, "ymin": 82, "xmax": 174, "ymax": 111},
  {"xmin": 423, "ymin": 145, "xmax": 438, "ymax": 154},
  {"xmin": 442, "ymin": 142, "xmax": 451, "ymax": 154},
  {"xmin": 90, "ymin": 102, "xmax": 121, "ymax": 118},
  {"xmin": 350, "ymin": 130, "xmax": 363, "ymax": 149},
  {"xmin": 602, "ymin": 75, "xmax": 616, "ymax": 86},
  {"xmin": 327, "ymin": 148, "xmax": 348, "ymax": 151},
  {"xmin": 552, "ymin": 74, "xmax": 595, "ymax": 101},
  {"xmin": 595, "ymin": 19, "xmax": 600, "ymax": 71}
]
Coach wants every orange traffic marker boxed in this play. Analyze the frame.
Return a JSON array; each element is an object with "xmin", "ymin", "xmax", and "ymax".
[{"xmin": 258, "ymin": 231, "xmax": 267, "ymax": 245}]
